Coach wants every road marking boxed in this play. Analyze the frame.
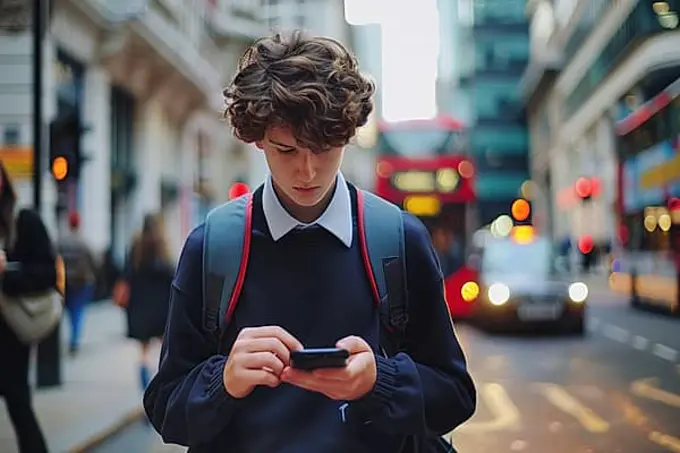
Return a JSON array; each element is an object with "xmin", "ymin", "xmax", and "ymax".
[
  {"xmin": 649, "ymin": 431, "xmax": 680, "ymax": 453},
  {"xmin": 538, "ymin": 384, "xmax": 610, "ymax": 433},
  {"xmin": 631, "ymin": 335, "xmax": 649, "ymax": 351},
  {"xmin": 588, "ymin": 317, "xmax": 600, "ymax": 332},
  {"xmin": 458, "ymin": 383, "xmax": 521, "ymax": 433},
  {"xmin": 652, "ymin": 344, "xmax": 678, "ymax": 362},
  {"xmin": 631, "ymin": 378, "xmax": 680, "ymax": 409},
  {"xmin": 603, "ymin": 324, "xmax": 630, "ymax": 343}
]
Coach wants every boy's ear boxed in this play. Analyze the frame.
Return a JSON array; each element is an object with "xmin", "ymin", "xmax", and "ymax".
[{"xmin": 255, "ymin": 141, "xmax": 264, "ymax": 150}]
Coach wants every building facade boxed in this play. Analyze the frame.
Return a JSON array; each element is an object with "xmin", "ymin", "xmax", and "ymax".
[
  {"xmin": 0, "ymin": 0, "xmax": 265, "ymax": 265},
  {"xmin": 437, "ymin": 0, "xmax": 474, "ymax": 125},
  {"xmin": 522, "ymin": 0, "xmax": 680, "ymax": 250},
  {"xmin": 345, "ymin": 22, "xmax": 382, "ymax": 190},
  {"xmin": 463, "ymin": 0, "xmax": 531, "ymax": 225}
]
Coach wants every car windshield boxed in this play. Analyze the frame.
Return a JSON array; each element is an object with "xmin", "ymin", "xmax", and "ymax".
[{"xmin": 481, "ymin": 238, "xmax": 554, "ymax": 276}]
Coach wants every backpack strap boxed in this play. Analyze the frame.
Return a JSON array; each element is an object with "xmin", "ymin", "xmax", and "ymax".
[
  {"xmin": 356, "ymin": 189, "xmax": 408, "ymax": 354},
  {"xmin": 202, "ymin": 193, "xmax": 253, "ymax": 340}
]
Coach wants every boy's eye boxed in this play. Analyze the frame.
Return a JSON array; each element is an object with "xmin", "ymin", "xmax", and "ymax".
[{"xmin": 277, "ymin": 147, "xmax": 296, "ymax": 154}]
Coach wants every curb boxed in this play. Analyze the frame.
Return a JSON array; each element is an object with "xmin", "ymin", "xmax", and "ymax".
[{"xmin": 67, "ymin": 406, "xmax": 146, "ymax": 453}]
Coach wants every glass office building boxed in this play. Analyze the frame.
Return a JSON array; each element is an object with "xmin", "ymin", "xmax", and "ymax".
[{"xmin": 462, "ymin": 0, "xmax": 531, "ymax": 224}]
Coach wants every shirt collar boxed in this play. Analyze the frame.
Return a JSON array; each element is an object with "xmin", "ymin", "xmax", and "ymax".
[{"xmin": 262, "ymin": 172, "xmax": 353, "ymax": 248}]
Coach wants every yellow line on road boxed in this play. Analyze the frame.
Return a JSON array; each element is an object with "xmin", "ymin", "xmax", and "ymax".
[
  {"xmin": 458, "ymin": 383, "xmax": 521, "ymax": 433},
  {"xmin": 538, "ymin": 384, "xmax": 610, "ymax": 433},
  {"xmin": 649, "ymin": 431, "xmax": 680, "ymax": 453},
  {"xmin": 631, "ymin": 378, "xmax": 680, "ymax": 409}
]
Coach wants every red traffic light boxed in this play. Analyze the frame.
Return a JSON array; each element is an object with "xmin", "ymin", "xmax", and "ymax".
[
  {"xmin": 228, "ymin": 182, "xmax": 250, "ymax": 200},
  {"xmin": 574, "ymin": 176, "xmax": 602, "ymax": 199},
  {"xmin": 578, "ymin": 235, "xmax": 594, "ymax": 254},
  {"xmin": 575, "ymin": 177, "xmax": 592, "ymax": 199}
]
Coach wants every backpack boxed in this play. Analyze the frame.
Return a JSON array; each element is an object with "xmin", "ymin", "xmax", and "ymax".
[
  {"xmin": 201, "ymin": 184, "xmax": 454, "ymax": 453},
  {"xmin": 202, "ymin": 186, "xmax": 408, "ymax": 352},
  {"xmin": 58, "ymin": 236, "xmax": 95, "ymax": 287}
]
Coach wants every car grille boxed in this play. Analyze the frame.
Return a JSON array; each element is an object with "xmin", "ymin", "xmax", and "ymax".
[{"xmin": 523, "ymin": 295, "xmax": 558, "ymax": 304}]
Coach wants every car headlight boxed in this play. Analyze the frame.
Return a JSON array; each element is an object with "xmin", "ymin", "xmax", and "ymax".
[
  {"xmin": 488, "ymin": 283, "xmax": 510, "ymax": 306},
  {"xmin": 461, "ymin": 281, "xmax": 480, "ymax": 302},
  {"xmin": 569, "ymin": 282, "xmax": 588, "ymax": 303}
]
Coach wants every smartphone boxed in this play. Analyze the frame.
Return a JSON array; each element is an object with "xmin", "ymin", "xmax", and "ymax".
[{"xmin": 290, "ymin": 348, "xmax": 349, "ymax": 370}]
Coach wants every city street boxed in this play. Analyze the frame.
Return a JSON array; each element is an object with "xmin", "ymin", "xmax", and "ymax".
[
  {"xmin": 452, "ymin": 290, "xmax": 680, "ymax": 453},
  {"xmin": 89, "ymin": 283, "xmax": 680, "ymax": 453}
]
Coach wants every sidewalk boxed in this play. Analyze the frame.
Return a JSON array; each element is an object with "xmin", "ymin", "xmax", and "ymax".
[{"xmin": 0, "ymin": 302, "xmax": 179, "ymax": 453}]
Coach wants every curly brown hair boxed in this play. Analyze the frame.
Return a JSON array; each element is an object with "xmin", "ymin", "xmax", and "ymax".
[{"xmin": 223, "ymin": 30, "xmax": 375, "ymax": 152}]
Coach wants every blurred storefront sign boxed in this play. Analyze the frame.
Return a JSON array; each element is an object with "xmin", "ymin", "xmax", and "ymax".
[
  {"xmin": 0, "ymin": 146, "xmax": 33, "ymax": 180},
  {"xmin": 623, "ymin": 138, "xmax": 680, "ymax": 212}
]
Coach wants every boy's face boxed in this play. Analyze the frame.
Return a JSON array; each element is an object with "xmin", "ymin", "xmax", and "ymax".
[{"xmin": 257, "ymin": 125, "xmax": 344, "ymax": 213}]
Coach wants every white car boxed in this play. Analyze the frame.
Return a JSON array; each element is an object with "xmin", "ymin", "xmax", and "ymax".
[{"xmin": 473, "ymin": 233, "xmax": 587, "ymax": 334}]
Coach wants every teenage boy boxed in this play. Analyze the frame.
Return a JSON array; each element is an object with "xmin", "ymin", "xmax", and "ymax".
[{"xmin": 144, "ymin": 31, "xmax": 476, "ymax": 452}]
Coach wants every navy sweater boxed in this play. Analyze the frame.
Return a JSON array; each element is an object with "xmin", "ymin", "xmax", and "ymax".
[{"xmin": 144, "ymin": 188, "xmax": 476, "ymax": 452}]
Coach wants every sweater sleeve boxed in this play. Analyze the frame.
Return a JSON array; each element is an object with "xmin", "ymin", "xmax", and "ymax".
[
  {"xmin": 143, "ymin": 224, "xmax": 241, "ymax": 446},
  {"xmin": 347, "ymin": 212, "xmax": 477, "ymax": 436}
]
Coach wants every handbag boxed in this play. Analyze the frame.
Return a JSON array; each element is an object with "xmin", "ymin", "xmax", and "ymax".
[
  {"xmin": 112, "ymin": 279, "xmax": 130, "ymax": 308},
  {"xmin": 0, "ymin": 288, "xmax": 64, "ymax": 344},
  {"xmin": 0, "ymin": 260, "xmax": 64, "ymax": 344}
]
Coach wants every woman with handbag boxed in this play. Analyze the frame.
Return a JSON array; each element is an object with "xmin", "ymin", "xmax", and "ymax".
[
  {"xmin": 114, "ymin": 213, "xmax": 174, "ymax": 392},
  {"xmin": 0, "ymin": 163, "xmax": 55, "ymax": 453}
]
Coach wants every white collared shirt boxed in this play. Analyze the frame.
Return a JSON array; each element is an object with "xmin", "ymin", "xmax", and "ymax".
[{"xmin": 262, "ymin": 173, "xmax": 353, "ymax": 248}]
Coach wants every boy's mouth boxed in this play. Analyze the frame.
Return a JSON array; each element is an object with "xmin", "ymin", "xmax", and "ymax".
[{"xmin": 294, "ymin": 186, "xmax": 319, "ymax": 192}]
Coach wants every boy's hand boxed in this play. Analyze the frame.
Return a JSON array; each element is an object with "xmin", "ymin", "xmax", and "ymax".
[
  {"xmin": 281, "ymin": 336, "xmax": 377, "ymax": 401},
  {"xmin": 223, "ymin": 326, "xmax": 303, "ymax": 399}
]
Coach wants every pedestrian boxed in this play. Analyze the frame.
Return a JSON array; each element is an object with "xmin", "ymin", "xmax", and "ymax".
[
  {"xmin": 0, "ymin": 162, "xmax": 53, "ymax": 453},
  {"xmin": 144, "ymin": 30, "xmax": 476, "ymax": 452},
  {"xmin": 57, "ymin": 211, "xmax": 97, "ymax": 356},
  {"xmin": 114, "ymin": 213, "xmax": 174, "ymax": 391}
]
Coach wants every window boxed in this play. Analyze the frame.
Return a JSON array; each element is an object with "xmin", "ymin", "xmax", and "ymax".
[
  {"xmin": 110, "ymin": 86, "xmax": 135, "ymax": 171},
  {"xmin": 475, "ymin": 150, "xmax": 529, "ymax": 172},
  {"xmin": 377, "ymin": 129, "xmax": 464, "ymax": 157},
  {"xmin": 2, "ymin": 125, "xmax": 20, "ymax": 146},
  {"xmin": 563, "ymin": 0, "xmax": 613, "ymax": 63},
  {"xmin": 473, "ymin": 80, "xmax": 522, "ymax": 118},
  {"xmin": 482, "ymin": 238, "xmax": 555, "ymax": 276},
  {"xmin": 472, "ymin": 125, "xmax": 528, "ymax": 151},
  {"xmin": 564, "ymin": 1, "xmax": 680, "ymax": 118},
  {"xmin": 474, "ymin": 0, "xmax": 526, "ymax": 24},
  {"xmin": 474, "ymin": 35, "xmax": 529, "ymax": 72}
]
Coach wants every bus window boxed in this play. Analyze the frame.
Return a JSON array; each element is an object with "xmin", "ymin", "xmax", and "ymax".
[
  {"xmin": 421, "ymin": 204, "xmax": 467, "ymax": 278},
  {"xmin": 377, "ymin": 129, "xmax": 462, "ymax": 158}
]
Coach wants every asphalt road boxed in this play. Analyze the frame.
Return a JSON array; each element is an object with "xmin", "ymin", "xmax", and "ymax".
[
  {"xmin": 451, "ymin": 292, "xmax": 680, "ymax": 453},
  {"xmin": 90, "ymin": 291, "xmax": 680, "ymax": 453}
]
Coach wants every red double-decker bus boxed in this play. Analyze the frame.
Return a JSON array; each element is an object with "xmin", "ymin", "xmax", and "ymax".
[{"xmin": 374, "ymin": 115, "xmax": 479, "ymax": 317}]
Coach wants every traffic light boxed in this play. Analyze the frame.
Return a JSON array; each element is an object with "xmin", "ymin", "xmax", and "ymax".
[
  {"xmin": 510, "ymin": 198, "xmax": 532, "ymax": 225},
  {"xmin": 575, "ymin": 176, "xmax": 600, "ymax": 201},
  {"xmin": 49, "ymin": 113, "xmax": 86, "ymax": 182}
]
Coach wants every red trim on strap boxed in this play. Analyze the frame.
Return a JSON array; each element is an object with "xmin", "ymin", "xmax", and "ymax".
[
  {"xmin": 356, "ymin": 190, "xmax": 381, "ymax": 307},
  {"xmin": 225, "ymin": 194, "xmax": 253, "ymax": 324}
]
